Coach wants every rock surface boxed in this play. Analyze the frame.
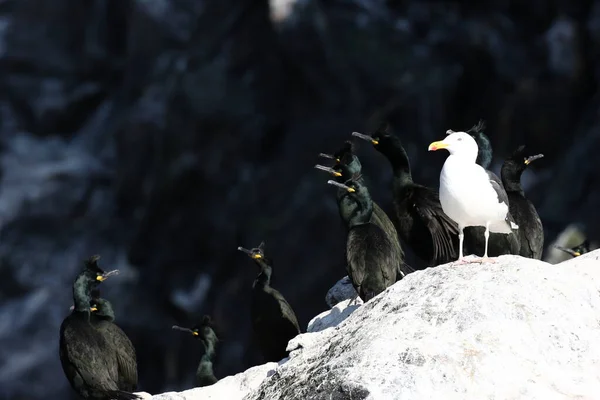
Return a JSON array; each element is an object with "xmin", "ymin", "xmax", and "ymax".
[
  {"xmin": 147, "ymin": 251, "xmax": 600, "ymax": 399},
  {"xmin": 2, "ymin": 1, "xmax": 600, "ymax": 399}
]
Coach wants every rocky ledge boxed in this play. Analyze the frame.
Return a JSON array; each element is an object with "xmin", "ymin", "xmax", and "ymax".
[{"xmin": 140, "ymin": 250, "xmax": 600, "ymax": 400}]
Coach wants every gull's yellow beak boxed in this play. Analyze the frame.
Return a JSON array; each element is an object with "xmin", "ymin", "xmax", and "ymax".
[
  {"xmin": 573, "ymin": 252, "xmax": 581, "ymax": 257},
  {"xmin": 428, "ymin": 141, "xmax": 448, "ymax": 151},
  {"xmin": 253, "ymin": 254, "xmax": 262, "ymax": 259}
]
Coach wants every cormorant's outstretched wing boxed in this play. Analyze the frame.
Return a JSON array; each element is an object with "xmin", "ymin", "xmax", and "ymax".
[{"xmin": 409, "ymin": 186, "xmax": 459, "ymax": 265}]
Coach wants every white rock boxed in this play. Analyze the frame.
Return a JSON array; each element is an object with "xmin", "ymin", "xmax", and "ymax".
[
  {"xmin": 325, "ymin": 275, "xmax": 359, "ymax": 307},
  {"xmin": 307, "ymin": 298, "xmax": 361, "ymax": 333},
  {"xmin": 149, "ymin": 363, "xmax": 278, "ymax": 399},
  {"xmin": 149, "ymin": 252, "xmax": 600, "ymax": 400}
]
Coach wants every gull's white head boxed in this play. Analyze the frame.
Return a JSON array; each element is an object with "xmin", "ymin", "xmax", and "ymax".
[{"xmin": 428, "ymin": 130, "xmax": 478, "ymax": 162}]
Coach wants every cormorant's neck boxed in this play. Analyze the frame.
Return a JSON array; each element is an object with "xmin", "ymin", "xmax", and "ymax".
[
  {"xmin": 252, "ymin": 259, "xmax": 273, "ymax": 288},
  {"xmin": 72, "ymin": 276, "xmax": 93, "ymax": 312},
  {"xmin": 380, "ymin": 144, "xmax": 413, "ymax": 186},
  {"xmin": 347, "ymin": 191, "xmax": 373, "ymax": 228},
  {"xmin": 201, "ymin": 335, "xmax": 217, "ymax": 360},
  {"xmin": 501, "ymin": 169, "xmax": 524, "ymax": 194},
  {"xmin": 96, "ymin": 300, "xmax": 116, "ymax": 322}
]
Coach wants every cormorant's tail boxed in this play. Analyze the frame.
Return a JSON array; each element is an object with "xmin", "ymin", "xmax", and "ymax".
[{"xmin": 104, "ymin": 390, "xmax": 142, "ymax": 400}]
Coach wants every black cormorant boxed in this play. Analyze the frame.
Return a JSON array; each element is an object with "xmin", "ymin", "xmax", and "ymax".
[
  {"xmin": 554, "ymin": 240, "xmax": 591, "ymax": 258},
  {"xmin": 237, "ymin": 242, "xmax": 301, "ymax": 362},
  {"xmin": 316, "ymin": 140, "xmax": 410, "ymax": 277},
  {"xmin": 89, "ymin": 289, "xmax": 139, "ymax": 393},
  {"xmin": 327, "ymin": 170, "xmax": 398, "ymax": 301},
  {"xmin": 172, "ymin": 315, "xmax": 219, "ymax": 387},
  {"xmin": 500, "ymin": 145, "xmax": 545, "ymax": 259},
  {"xmin": 59, "ymin": 256, "xmax": 139, "ymax": 400},
  {"xmin": 352, "ymin": 124, "xmax": 459, "ymax": 267}
]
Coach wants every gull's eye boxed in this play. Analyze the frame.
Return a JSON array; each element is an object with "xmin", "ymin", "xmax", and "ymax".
[{"xmin": 457, "ymin": 137, "xmax": 463, "ymax": 141}]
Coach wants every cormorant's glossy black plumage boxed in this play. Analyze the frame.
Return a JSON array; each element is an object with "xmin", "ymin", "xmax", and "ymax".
[
  {"xmin": 237, "ymin": 242, "xmax": 301, "ymax": 362},
  {"xmin": 554, "ymin": 240, "xmax": 591, "ymax": 258},
  {"xmin": 459, "ymin": 121, "xmax": 521, "ymax": 257},
  {"xmin": 500, "ymin": 145, "xmax": 545, "ymax": 259},
  {"xmin": 352, "ymin": 125, "xmax": 459, "ymax": 267},
  {"xmin": 327, "ymin": 170, "xmax": 398, "ymax": 301},
  {"xmin": 172, "ymin": 315, "xmax": 219, "ymax": 387},
  {"xmin": 317, "ymin": 140, "xmax": 411, "ymax": 277},
  {"xmin": 59, "ymin": 256, "xmax": 139, "ymax": 400},
  {"xmin": 89, "ymin": 289, "xmax": 139, "ymax": 392}
]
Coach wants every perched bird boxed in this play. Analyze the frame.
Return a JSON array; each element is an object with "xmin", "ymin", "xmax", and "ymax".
[
  {"xmin": 501, "ymin": 145, "xmax": 545, "ymax": 259},
  {"xmin": 172, "ymin": 316, "xmax": 219, "ymax": 387},
  {"xmin": 237, "ymin": 242, "xmax": 301, "ymax": 362},
  {"xmin": 459, "ymin": 122, "xmax": 521, "ymax": 257},
  {"xmin": 59, "ymin": 256, "xmax": 139, "ymax": 400},
  {"xmin": 352, "ymin": 124, "xmax": 459, "ymax": 268},
  {"xmin": 316, "ymin": 140, "xmax": 410, "ymax": 277},
  {"xmin": 554, "ymin": 240, "xmax": 590, "ymax": 258},
  {"xmin": 89, "ymin": 289, "xmax": 139, "ymax": 393},
  {"xmin": 429, "ymin": 131, "xmax": 520, "ymax": 263},
  {"xmin": 327, "ymin": 169, "xmax": 398, "ymax": 301}
]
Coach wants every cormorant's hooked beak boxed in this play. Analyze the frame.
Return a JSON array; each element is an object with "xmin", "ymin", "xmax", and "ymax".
[
  {"xmin": 172, "ymin": 325, "xmax": 199, "ymax": 336},
  {"xmin": 351, "ymin": 132, "xmax": 379, "ymax": 145},
  {"xmin": 314, "ymin": 164, "xmax": 342, "ymax": 177},
  {"xmin": 428, "ymin": 140, "xmax": 449, "ymax": 151},
  {"xmin": 524, "ymin": 154, "xmax": 544, "ymax": 165},
  {"xmin": 237, "ymin": 246, "xmax": 262, "ymax": 259},
  {"xmin": 69, "ymin": 304, "xmax": 98, "ymax": 312},
  {"xmin": 318, "ymin": 153, "xmax": 340, "ymax": 163},
  {"xmin": 553, "ymin": 245, "xmax": 580, "ymax": 257},
  {"xmin": 327, "ymin": 180, "xmax": 355, "ymax": 193},
  {"xmin": 97, "ymin": 269, "xmax": 120, "ymax": 281}
]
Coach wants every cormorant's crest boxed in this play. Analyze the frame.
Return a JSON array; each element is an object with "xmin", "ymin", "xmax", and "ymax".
[
  {"xmin": 191, "ymin": 315, "xmax": 215, "ymax": 332},
  {"xmin": 334, "ymin": 140, "xmax": 355, "ymax": 164},
  {"xmin": 467, "ymin": 119, "xmax": 486, "ymax": 135},
  {"xmin": 201, "ymin": 315, "xmax": 213, "ymax": 326},
  {"xmin": 237, "ymin": 241, "xmax": 267, "ymax": 260},
  {"xmin": 508, "ymin": 145, "xmax": 544, "ymax": 166},
  {"xmin": 374, "ymin": 121, "xmax": 390, "ymax": 135},
  {"xmin": 84, "ymin": 255, "xmax": 104, "ymax": 275}
]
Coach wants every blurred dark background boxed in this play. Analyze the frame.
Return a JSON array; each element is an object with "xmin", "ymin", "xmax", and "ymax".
[{"xmin": 0, "ymin": 0, "xmax": 599, "ymax": 399}]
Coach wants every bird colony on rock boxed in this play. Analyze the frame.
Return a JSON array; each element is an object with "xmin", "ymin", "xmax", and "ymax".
[{"xmin": 60, "ymin": 120, "xmax": 564, "ymax": 399}]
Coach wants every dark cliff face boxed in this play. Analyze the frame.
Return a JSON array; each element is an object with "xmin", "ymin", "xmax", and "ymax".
[{"xmin": 0, "ymin": 1, "xmax": 598, "ymax": 399}]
